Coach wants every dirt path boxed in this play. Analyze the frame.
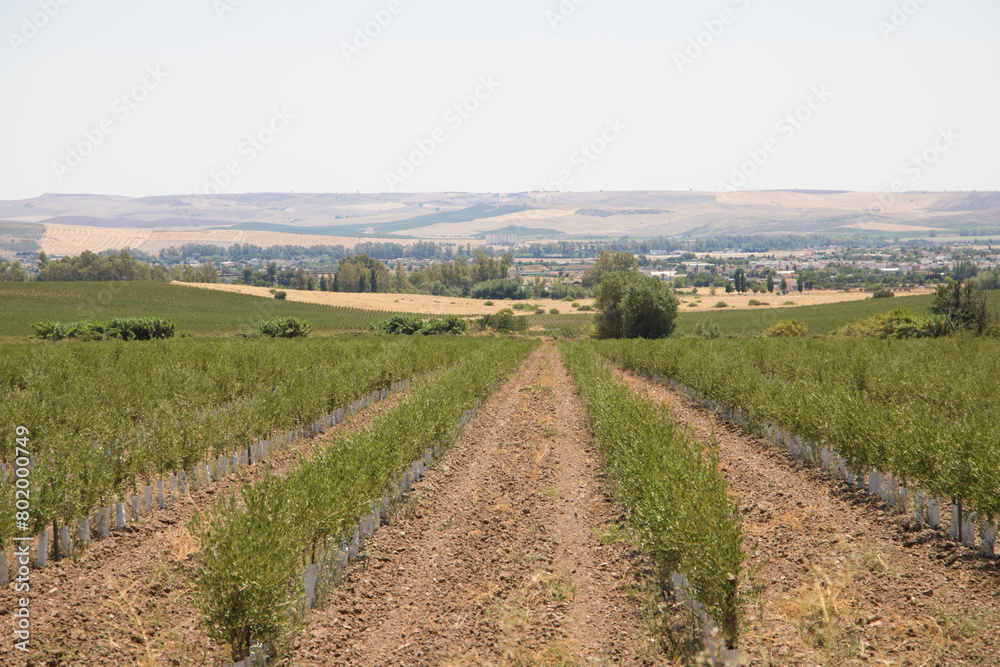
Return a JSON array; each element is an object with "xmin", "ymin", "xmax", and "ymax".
[
  {"xmin": 0, "ymin": 391, "xmax": 408, "ymax": 667},
  {"xmin": 289, "ymin": 343, "xmax": 659, "ymax": 667},
  {"xmin": 615, "ymin": 368, "xmax": 1000, "ymax": 667}
]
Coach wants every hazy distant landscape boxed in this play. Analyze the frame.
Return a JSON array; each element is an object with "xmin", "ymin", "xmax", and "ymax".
[{"xmin": 2, "ymin": 189, "xmax": 999, "ymax": 257}]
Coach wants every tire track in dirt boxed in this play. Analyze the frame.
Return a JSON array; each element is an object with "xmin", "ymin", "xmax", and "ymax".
[
  {"xmin": 0, "ymin": 392, "xmax": 409, "ymax": 667},
  {"xmin": 615, "ymin": 368, "xmax": 1000, "ymax": 667},
  {"xmin": 290, "ymin": 343, "xmax": 660, "ymax": 667}
]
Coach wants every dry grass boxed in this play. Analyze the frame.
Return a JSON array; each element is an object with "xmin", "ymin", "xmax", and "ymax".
[
  {"xmin": 176, "ymin": 282, "xmax": 594, "ymax": 316},
  {"xmin": 674, "ymin": 288, "xmax": 937, "ymax": 312}
]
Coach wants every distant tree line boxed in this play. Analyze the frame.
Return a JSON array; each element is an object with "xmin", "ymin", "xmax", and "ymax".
[{"xmin": 35, "ymin": 250, "xmax": 221, "ymax": 284}]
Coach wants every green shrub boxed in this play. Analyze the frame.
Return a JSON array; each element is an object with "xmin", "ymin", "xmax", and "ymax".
[
  {"xmin": 747, "ymin": 299, "xmax": 760, "ymax": 306},
  {"xmin": 577, "ymin": 305, "xmax": 593, "ymax": 312},
  {"xmin": 257, "ymin": 317, "xmax": 312, "ymax": 338},
  {"xmin": 372, "ymin": 315, "xmax": 468, "ymax": 335},
  {"xmin": 32, "ymin": 317, "xmax": 176, "ymax": 341},
  {"xmin": 484, "ymin": 301, "xmax": 494, "ymax": 306},
  {"xmin": 477, "ymin": 308, "xmax": 530, "ymax": 333},
  {"xmin": 694, "ymin": 319, "xmax": 721, "ymax": 340},
  {"xmin": 549, "ymin": 308, "xmax": 560, "ymax": 315},
  {"xmin": 713, "ymin": 301, "xmax": 728, "ymax": 308},
  {"xmin": 836, "ymin": 308, "xmax": 948, "ymax": 339},
  {"xmin": 190, "ymin": 475, "xmax": 304, "ymax": 662},
  {"xmin": 370, "ymin": 315, "xmax": 424, "ymax": 335},
  {"xmin": 274, "ymin": 291, "xmax": 287, "ymax": 300},
  {"xmin": 419, "ymin": 316, "xmax": 469, "ymax": 335},
  {"xmin": 763, "ymin": 320, "xmax": 808, "ymax": 337},
  {"xmin": 872, "ymin": 288, "xmax": 895, "ymax": 299}
]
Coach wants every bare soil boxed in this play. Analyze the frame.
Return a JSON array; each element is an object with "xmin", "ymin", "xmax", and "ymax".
[
  {"xmin": 287, "ymin": 343, "xmax": 660, "ymax": 667},
  {"xmin": 615, "ymin": 368, "xmax": 1000, "ymax": 667},
  {"xmin": 0, "ymin": 392, "xmax": 408, "ymax": 667}
]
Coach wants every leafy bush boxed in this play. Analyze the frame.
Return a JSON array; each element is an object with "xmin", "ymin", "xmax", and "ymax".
[
  {"xmin": 274, "ymin": 291, "xmax": 287, "ymax": 300},
  {"xmin": 32, "ymin": 317, "xmax": 177, "ymax": 341},
  {"xmin": 694, "ymin": 319, "xmax": 721, "ymax": 340},
  {"xmin": 484, "ymin": 301, "xmax": 494, "ymax": 306},
  {"xmin": 747, "ymin": 299, "xmax": 760, "ymax": 306},
  {"xmin": 836, "ymin": 308, "xmax": 948, "ymax": 339},
  {"xmin": 872, "ymin": 288, "xmax": 895, "ymax": 299},
  {"xmin": 713, "ymin": 301, "xmax": 728, "ymax": 309},
  {"xmin": 549, "ymin": 308, "xmax": 560, "ymax": 315},
  {"xmin": 763, "ymin": 320, "xmax": 808, "ymax": 338},
  {"xmin": 419, "ymin": 316, "xmax": 469, "ymax": 335},
  {"xmin": 476, "ymin": 308, "xmax": 530, "ymax": 333},
  {"xmin": 257, "ymin": 317, "xmax": 312, "ymax": 338},
  {"xmin": 577, "ymin": 305, "xmax": 593, "ymax": 312},
  {"xmin": 190, "ymin": 475, "xmax": 304, "ymax": 661},
  {"xmin": 370, "ymin": 315, "xmax": 425, "ymax": 335},
  {"xmin": 371, "ymin": 315, "xmax": 468, "ymax": 335},
  {"xmin": 595, "ymin": 272, "xmax": 679, "ymax": 340}
]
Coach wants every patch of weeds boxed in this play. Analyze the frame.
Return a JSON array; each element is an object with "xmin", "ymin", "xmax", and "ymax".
[
  {"xmin": 540, "ymin": 486, "xmax": 560, "ymax": 498},
  {"xmin": 932, "ymin": 606, "xmax": 982, "ymax": 641},
  {"xmin": 439, "ymin": 516, "xmax": 459, "ymax": 532},
  {"xmin": 591, "ymin": 523, "xmax": 627, "ymax": 546},
  {"xmin": 537, "ymin": 569, "xmax": 576, "ymax": 602},
  {"xmin": 542, "ymin": 425, "xmax": 561, "ymax": 439},
  {"xmin": 403, "ymin": 493, "xmax": 421, "ymax": 519}
]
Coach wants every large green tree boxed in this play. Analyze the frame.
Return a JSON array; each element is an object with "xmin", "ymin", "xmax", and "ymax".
[
  {"xmin": 582, "ymin": 250, "xmax": 638, "ymax": 288},
  {"xmin": 595, "ymin": 271, "xmax": 678, "ymax": 339}
]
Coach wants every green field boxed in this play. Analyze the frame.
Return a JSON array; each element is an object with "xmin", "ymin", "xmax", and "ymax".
[{"xmin": 0, "ymin": 282, "xmax": 422, "ymax": 339}]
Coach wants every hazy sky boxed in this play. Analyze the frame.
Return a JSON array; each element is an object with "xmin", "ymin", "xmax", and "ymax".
[{"xmin": 1, "ymin": 0, "xmax": 997, "ymax": 200}]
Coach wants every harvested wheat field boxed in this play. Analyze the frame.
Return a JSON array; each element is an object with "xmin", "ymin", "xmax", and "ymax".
[
  {"xmin": 674, "ymin": 288, "xmax": 936, "ymax": 312},
  {"xmin": 174, "ymin": 282, "xmax": 596, "ymax": 316}
]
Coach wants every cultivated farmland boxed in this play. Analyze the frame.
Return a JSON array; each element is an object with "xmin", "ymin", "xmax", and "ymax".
[{"xmin": 1, "ymin": 296, "xmax": 998, "ymax": 666}]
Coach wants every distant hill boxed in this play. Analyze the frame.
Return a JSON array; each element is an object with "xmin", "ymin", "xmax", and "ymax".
[{"xmin": 0, "ymin": 190, "xmax": 997, "ymax": 256}]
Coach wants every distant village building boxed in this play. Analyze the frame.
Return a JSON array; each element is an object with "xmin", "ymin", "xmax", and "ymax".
[{"xmin": 486, "ymin": 232, "xmax": 517, "ymax": 246}]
